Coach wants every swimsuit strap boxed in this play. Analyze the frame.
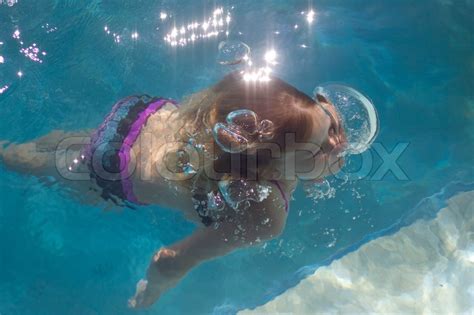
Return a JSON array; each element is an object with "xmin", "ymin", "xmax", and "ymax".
[{"xmin": 119, "ymin": 98, "xmax": 178, "ymax": 204}]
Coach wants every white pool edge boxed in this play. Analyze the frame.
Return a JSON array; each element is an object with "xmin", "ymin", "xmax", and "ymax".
[{"xmin": 238, "ymin": 190, "xmax": 474, "ymax": 314}]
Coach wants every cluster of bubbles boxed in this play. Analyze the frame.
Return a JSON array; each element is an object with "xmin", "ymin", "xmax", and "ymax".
[
  {"xmin": 303, "ymin": 179, "xmax": 336, "ymax": 202},
  {"xmin": 191, "ymin": 178, "xmax": 272, "ymax": 227},
  {"xmin": 295, "ymin": 175, "xmax": 374, "ymax": 252},
  {"xmin": 218, "ymin": 179, "xmax": 272, "ymax": 210},
  {"xmin": 299, "ymin": 85, "xmax": 378, "ymax": 208},
  {"xmin": 213, "ymin": 109, "xmax": 274, "ymax": 153}
]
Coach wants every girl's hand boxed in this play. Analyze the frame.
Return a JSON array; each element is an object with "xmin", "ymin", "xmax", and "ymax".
[{"xmin": 128, "ymin": 248, "xmax": 179, "ymax": 309}]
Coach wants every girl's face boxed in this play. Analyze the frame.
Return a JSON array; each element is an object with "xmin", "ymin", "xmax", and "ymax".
[{"xmin": 292, "ymin": 98, "xmax": 347, "ymax": 180}]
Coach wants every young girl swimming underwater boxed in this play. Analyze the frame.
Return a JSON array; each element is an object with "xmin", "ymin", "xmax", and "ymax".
[{"xmin": 0, "ymin": 72, "xmax": 378, "ymax": 308}]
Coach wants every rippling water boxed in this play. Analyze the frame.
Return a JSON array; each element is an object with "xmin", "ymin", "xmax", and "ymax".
[{"xmin": 0, "ymin": 1, "xmax": 473, "ymax": 314}]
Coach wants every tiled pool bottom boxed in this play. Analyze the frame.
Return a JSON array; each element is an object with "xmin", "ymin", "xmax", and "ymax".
[{"xmin": 240, "ymin": 191, "xmax": 474, "ymax": 314}]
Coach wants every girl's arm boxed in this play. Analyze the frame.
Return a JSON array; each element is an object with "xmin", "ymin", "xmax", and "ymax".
[{"xmin": 129, "ymin": 181, "xmax": 289, "ymax": 308}]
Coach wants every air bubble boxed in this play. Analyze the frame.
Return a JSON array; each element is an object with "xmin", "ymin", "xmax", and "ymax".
[
  {"xmin": 304, "ymin": 179, "xmax": 336, "ymax": 201},
  {"xmin": 217, "ymin": 40, "xmax": 250, "ymax": 65},
  {"xmin": 218, "ymin": 179, "xmax": 272, "ymax": 210},
  {"xmin": 313, "ymin": 84, "xmax": 379, "ymax": 155}
]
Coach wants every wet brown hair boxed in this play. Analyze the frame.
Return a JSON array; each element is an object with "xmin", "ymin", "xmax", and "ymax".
[
  {"xmin": 177, "ymin": 71, "xmax": 320, "ymax": 183},
  {"xmin": 208, "ymin": 72, "xmax": 317, "ymax": 145}
]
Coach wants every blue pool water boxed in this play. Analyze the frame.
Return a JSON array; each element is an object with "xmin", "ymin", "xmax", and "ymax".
[{"xmin": 1, "ymin": 1, "xmax": 473, "ymax": 314}]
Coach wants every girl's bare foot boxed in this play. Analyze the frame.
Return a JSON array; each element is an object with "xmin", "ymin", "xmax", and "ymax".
[{"xmin": 128, "ymin": 248, "xmax": 180, "ymax": 309}]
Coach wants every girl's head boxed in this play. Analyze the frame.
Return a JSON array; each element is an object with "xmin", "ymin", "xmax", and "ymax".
[{"xmin": 177, "ymin": 72, "xmax": 347, "ymax": 182}]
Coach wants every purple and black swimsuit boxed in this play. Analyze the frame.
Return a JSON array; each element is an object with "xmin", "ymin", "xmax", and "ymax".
[{"xmin": 83, "ymin": 95, "xmax": 177, "ymax": 206}]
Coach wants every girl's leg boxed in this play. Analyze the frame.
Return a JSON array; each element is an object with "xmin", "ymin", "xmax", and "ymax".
[
  {"xmin": 1, "ymin": 129, "xmax": 90, "ymax": 177},
  {"xmin": 0, "ymin": 130, "xmax": 99, "ymax": 204}
]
